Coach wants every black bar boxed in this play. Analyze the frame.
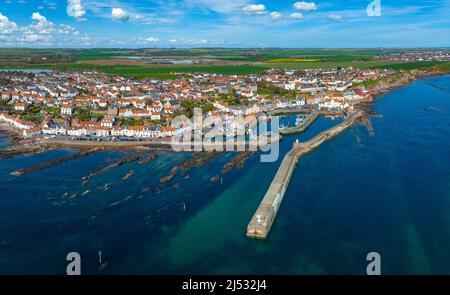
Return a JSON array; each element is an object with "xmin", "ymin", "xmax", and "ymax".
[{"xmin": 1, "ymin": 275, "xmax": 449, "ymax": 294}]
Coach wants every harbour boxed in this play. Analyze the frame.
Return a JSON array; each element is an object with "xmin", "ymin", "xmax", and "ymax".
[
  {"xmin": 247, "ymin": 111, "xmax": 364, "ymax": 239},
  {"xmin": 279, "ymin": 111, "xmax": 320, "ymax": 136}
]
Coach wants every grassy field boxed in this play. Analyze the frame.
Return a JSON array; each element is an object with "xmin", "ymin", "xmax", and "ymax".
[
  {"xmin": 370, "ymin": 61, "xmax": 447, "ymax": 70},
  {"xmin": 72, "ymin": 49, "xmax": 139, "ymax": 61},
  {"xmin": 268, "ymin": 58, "xmax": 321, "ymax": 63},
  {"xmin": 434, "ymin": 62, "xmax": 450, "ymax": 71},
  {"xmin": 264, "ymin": 60, "xmax": 448, "ymax": 70},
  {"xmin": 264, "ymin": 60, "xmax": 398, "ymax": 69},
  {"xmin": 52, "ymin": 63, "xmax": 268, "ymax": 78}
]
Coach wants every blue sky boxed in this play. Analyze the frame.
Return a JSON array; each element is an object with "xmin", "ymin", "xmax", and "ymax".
[{"xmin": 0, "ymin": 0, "xmax": 449, "ymax": 48}]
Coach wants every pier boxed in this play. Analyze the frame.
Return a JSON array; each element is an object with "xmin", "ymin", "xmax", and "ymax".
[
  {"xmin": 246, "ymin": 148, "xmax": 299, "ymax": 239},
  {"xmin": 279, "ymin": 111, "xmax": 319, "ymax": 135},
  {"xmin": 247, "ymin": 111, "xmax": 364, "ymax": 239}
]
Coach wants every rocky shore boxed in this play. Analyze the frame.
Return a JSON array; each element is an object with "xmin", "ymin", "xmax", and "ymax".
[
  {"xmin": 367, "ymin": 68, "xmax": 449, "ymax": 100},
  {"xmin": 160, "ymin": 152, "xmax": 221, "ymax": 184},
  {"xmin": 221, "ymin": 152, "xmax": 255, "ymax": 174}
]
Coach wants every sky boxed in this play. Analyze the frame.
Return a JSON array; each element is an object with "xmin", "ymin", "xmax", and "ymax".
[{"xmin": 0, "ymin": 0, "xmax": 449, "ymax": 48}]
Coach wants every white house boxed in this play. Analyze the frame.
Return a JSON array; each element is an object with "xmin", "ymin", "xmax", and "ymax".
[
  {"xmin": 67, "ymin": 127, "xmax": 87, "ymax": 137},
  {"xmin": 14, "ymin": 102, "xmax": 26, "ymax": 111},
  {"xmin": 61, "ymin": 104, "xmax": 73, "ymax": 115}
]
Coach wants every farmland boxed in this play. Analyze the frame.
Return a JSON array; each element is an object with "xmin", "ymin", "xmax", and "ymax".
[{"xmin": 1, "ymin": 48, "xmax": 449, "ymax": 79}]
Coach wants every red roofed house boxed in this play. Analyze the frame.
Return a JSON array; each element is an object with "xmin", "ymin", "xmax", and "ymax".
[{"xmin": 14, "ymin": 102, "xmax": 26, "ymax": 111}]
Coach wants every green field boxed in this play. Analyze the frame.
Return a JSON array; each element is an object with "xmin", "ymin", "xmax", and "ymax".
[
  {"xmin": 268, "ymin": 58, "xmax": 321, "ymax": 63},
  {"xmin": 53, "ymin": 63, "xmax": 268, "ymax": 78},
  {"xmin": 264, "ymin": 60, "xmax": 398, "ymax": 69},
  {"xmin": 370, "ymin": 61, "xmax": 447, "ymax": 70}
]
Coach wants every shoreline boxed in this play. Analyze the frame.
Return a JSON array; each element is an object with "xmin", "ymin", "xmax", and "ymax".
[
  {"xmin": 0, "ymin": 122, "xmax": 22, "ymax": 143},
  {"xmin": 368, "ymin": 69, "xmax": 449, "ymax": 100}
]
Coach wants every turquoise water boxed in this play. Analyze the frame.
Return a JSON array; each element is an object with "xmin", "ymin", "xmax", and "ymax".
[{"xmin": 0, "ymin": 75, "xmax": 449, "ymax": 274}]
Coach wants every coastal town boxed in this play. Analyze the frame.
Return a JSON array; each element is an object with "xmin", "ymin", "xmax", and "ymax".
[
  {"xmin": 0, "ymin": 67, "xmax": 394, "ymax": 143},
  {"xmin": 375, "ymin": 50, "xmax": 450, "ymax": 62}
]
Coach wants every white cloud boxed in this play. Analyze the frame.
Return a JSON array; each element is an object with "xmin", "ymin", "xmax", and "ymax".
[
  {"xmin": 185, "ymin": 38, "xmax": 208, "ymax": 44},
  {"xmin": 327, "ymin": 14, "xmax": 342, "ymax": 21},
  {"xmin": 111, "ymin": 8, "xmax": 129, "ymax": 22},
  {"xmin": 77, "ymin": 35, "xmax": 92, "ymax": 46},
  {"xmin": 28, "ymin": 12, "xmax": 79, "ymax": 35},
  {"xmin": 67, "ymin": 0, "xmax": 87, "ymax": 21},
  {"xmin": 0, "ymin": 11, "xmax": 84, "ymax": 46},
  {"xmin": 145, "ymin": 37, "xmax": 159, "ymax": 43},
  {"xmin": 290, "ymin": 12, "xmax": 304, "ymax": 20},
  {"xmin": 28, "ymin": 12, "xmax": 55, "ymax": 34},
  {"xmin": 21, "ymin": 34, "xmax": 49, "ymax": 43},
  {"xmin": 31, "ymin": 12, "xmax": 46, "ymax": 23},
  {"xmin": 168, "ymin": 38, "xmax": 208, "ymax": 45},
  {"xmin": 270, "ymin": 12, "xmax": 282, "ymax": 21},
  {"xmin": 0, "ymin": 12, "xmax": 18, "ymax": 34},
  {"xmin": 242, "ymin": 4, "xmax": 267, "ymax": 15},
  {"xmin": 293, "ymin": 2, "xmax": 317, "ymax": 11},
  {"xmin": 130, "ymin": 37, "xmax": 160, "ymax": 45}
]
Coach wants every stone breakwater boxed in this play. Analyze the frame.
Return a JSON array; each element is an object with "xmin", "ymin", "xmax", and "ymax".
[
  {"xmin": 11, "ymin": 147, "xmax": 103, "ymax": 176},
  {"xmin": 280, "ymin": 111, "xmax": 320, "ymax": 136}
]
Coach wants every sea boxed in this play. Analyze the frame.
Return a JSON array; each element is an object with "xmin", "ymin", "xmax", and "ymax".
[{"xmin": 0, "ymin": 75, "xmax": 449, "ymax": 274}]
